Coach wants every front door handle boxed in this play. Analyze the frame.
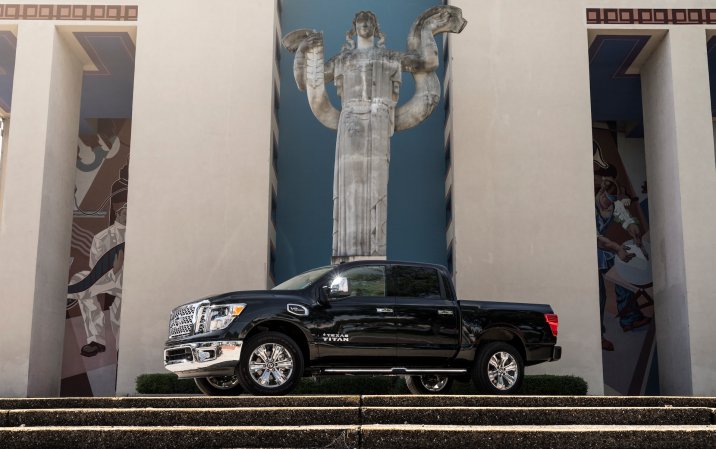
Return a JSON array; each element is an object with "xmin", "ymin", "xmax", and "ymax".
[
  {"xmin": 438, "ymin": 309, "xmax": 454, "ymax": 315},
  {"xmin": 376, "ymin": 308, "xmax": 393, "ymax": 313}
]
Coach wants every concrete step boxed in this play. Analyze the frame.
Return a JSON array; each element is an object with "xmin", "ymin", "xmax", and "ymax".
[
  {"xmin": 0, "ymin": 425, "xmax": 360, "ymax": 449},
  {"xmin": 2, "ymin": 425, "xmax": 716, "ymax": 449},
  {"xmin": 362, "ymin": 395, "xmax": 716, "ymax": 408},
  {"xmin": 2, "ymin": 396, "xmax": 716, "ymax": 448},
  {"xmin": 0, "ymin": 395, "xmax": 359, "ymax": 409},
  {"xmin": 4, "ymin": 395, "xmax": 715, "ymax": 409},
  {"xmin": 360, "ymin": 424, "xmax": 716, "ymax": 449},
  {"xmin": 4, "ymin": 406, "xmax": 713, "ymax": 427},
  {"xmin": 362, "ymin": 406, "xmax": 716, "ymax": 426},
  {"xmin": 5, "ymin": 407, "xmax": 360, "ymax": 427}
]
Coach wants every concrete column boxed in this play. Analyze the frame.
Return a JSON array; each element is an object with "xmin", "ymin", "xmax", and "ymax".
[
  {"xmin": 115, "ymin": 0, "xmax": 276, "ymax": 395},
  {"xmin": 0, "ymin": 117, "xmax": 10, "ymax": 214},
  {"xmin": 448, "ymin": 0, "xmax": 604, "ymax": 394},
  {"xmin": 641, "ymin": 29, "xmax": 716, "ymax": 396},
  {"xmin": 0, "ymin": 22, "xmax": 83, "ymax": 397}
]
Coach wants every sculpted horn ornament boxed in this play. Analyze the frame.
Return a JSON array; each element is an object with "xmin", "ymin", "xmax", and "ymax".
[{"xmin": 283, "ymin": 7, "xmax": 467, "ymax": 263}]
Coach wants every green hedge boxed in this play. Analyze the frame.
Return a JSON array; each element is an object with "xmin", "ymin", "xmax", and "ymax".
[
  {"xmin": 518, "ymin": 375, "xmax": 588, "ymax": 396},
  {"xmin": 136, "ymin": 373, "xmax": 200, "ymax": 394},
  {"xmin": 136, "ymin": 373, "xmax": 587, "ymax": 396}
]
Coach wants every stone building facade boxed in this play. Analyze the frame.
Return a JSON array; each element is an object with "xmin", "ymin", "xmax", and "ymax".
[{"xmin": 0, "ymin": 0, "xmax": 714, "ymax": 397}]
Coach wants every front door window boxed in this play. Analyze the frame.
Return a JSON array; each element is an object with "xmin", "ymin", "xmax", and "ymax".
[{"xmin": 340, "ymin": 265, "xmax": 386, "ymax": 298}]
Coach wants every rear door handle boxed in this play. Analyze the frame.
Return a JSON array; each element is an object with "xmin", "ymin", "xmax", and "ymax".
[
  {"xmin": 376, "ymin": 308, "xmax": 393, "ymax": 313},
  {"xmin": 438, "ymin": 309, "xmax": 454, "ymax": 315}
]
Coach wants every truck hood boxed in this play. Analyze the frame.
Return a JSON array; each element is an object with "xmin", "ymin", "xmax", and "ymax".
[{"xmin": 189, "ymin": 289, "xmax": 307, "ymax": 306}]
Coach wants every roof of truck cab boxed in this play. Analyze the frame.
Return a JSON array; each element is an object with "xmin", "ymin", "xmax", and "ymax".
[{"xmin": 333, "ymin": 260, "xmax": 450, "ymax": 272}]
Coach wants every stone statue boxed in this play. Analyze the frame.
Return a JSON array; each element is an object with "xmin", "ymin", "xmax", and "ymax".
[{"xmin": 283, "ymin": 6, "xmax": 467, "ymax": 263}]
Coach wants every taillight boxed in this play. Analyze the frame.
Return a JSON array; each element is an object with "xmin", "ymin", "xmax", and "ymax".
[{"xmin": 544, "ymin": 313, "xmax": 558, "ymax": 337}]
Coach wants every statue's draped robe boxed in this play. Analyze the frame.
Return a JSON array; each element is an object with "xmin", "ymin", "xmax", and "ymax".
[{"xmin": 332, "ymin": 47, "xmax": 402, "ymax": 260}]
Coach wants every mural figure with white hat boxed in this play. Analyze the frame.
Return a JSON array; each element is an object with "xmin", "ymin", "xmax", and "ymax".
[{"xmin": 68, "ymin": 165, "xmax": 128, "ymax": 357}]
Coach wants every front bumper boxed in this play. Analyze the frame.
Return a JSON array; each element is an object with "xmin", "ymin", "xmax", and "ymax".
[{"xmin": 164, "ymin": 340, "xmax": 243, "ymax": 379}]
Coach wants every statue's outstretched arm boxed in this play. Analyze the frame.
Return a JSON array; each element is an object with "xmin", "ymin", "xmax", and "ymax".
[
  {"xmin": 282, "ymin": 29, "xmax": 340, "ymax": 130},
  {"xmin": 395, "ymin": 6, "xmax": 467, "ymax": 132}
]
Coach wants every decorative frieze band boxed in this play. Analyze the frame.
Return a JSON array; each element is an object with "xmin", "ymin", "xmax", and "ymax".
[
  {"xmin": 0, "ymin": 4, "xmax": 137, "ymax": 21},
  {"xmin": 587, "ymin": 8, "xmax": 716, "ymax": 25}
]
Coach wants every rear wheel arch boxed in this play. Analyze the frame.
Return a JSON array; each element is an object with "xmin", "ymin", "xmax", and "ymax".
[{"xmin": 475, "ymin": 327, "xmax": 526, "ymax": 363}]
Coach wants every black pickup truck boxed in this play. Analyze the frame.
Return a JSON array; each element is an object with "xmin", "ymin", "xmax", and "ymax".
[{"xmin": 164, "ymin": 260, "xmax": 561, "ymax": 396}]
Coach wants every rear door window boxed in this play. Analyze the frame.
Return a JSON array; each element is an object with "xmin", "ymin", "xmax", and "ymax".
[{"xmin": 389, "ymin": 266, "xmax": 441, "ymax": 299}]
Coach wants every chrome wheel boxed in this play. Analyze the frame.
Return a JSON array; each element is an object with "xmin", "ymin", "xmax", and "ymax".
[
  {"xmin": 247, "ymin": 343, "xmax": 294, "ymax": 388},
  {"xmin": 419, "ymin": 375, "xmax": 449, "ymax": 392},
  {"xmin": 206, "ymin": 375, "xmax": 240, "ymax": 390},
  {"xmin": 487, "ymin": 351, "xmax": 518, "ymax": 390}
]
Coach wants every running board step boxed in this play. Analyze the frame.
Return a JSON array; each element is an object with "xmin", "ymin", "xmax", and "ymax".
[{"xmin": 322, "ymin": 368, "xmax": 467, "ymax": 374}]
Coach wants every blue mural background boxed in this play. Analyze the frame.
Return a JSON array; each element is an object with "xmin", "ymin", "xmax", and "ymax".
[{"xmin": 276, "ymin": 0, "xmax": 447, "ymax": 282}]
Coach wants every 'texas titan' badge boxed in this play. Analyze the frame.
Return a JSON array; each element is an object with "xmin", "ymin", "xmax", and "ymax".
[{"xmin": 321, "ymin": 333, "xmax": 349, "ymax": 342}]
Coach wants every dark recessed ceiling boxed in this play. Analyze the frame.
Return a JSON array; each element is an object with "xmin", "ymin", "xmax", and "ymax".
[{"xmin": 0, "ymin": 30, "xmax": 135, "ymax": 135}]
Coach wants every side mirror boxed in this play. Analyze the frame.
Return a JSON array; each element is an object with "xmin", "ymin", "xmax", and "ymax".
[{"xmin": 328, "ymin": 275, "xmax": 350, "ymax": 298}]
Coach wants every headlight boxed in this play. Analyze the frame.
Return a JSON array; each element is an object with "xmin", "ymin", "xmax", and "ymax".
[{"xmin": 201, "ymin": 303, "xmax": 246, "ymax": 333}]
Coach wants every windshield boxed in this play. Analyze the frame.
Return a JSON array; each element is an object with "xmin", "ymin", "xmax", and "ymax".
[{"xmin": 272, "ymin": 267, "xmax": 333, "ymax": 290}]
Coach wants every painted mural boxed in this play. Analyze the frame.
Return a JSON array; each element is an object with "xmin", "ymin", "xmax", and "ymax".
[
  {"xmin": 61, "ymin": 119, "xmax": 130, "ymax": 396},
  {"xmin": 593, "ymin": 125, "xmax": 659, "ymax": 395}
]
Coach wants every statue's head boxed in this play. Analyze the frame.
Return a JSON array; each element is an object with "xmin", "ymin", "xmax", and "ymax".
[
  {"xmin": 343, "ymin": 10, "xmax": 385, "ymax": 50},
  {"xmin": 354, "ymin": 11, "xmax": 377, "ymax": 39}
]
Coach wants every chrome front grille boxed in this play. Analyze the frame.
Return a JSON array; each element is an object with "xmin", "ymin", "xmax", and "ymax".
[{"xmin": 168, "ymin": 302, "xmax": 199, "ymax": 339}]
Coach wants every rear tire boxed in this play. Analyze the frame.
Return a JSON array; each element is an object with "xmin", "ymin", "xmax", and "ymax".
[
  {"xmin": 472, "ymin": 342, "xmax": 524, "ymax": 395},
  {"xmin": 237, "ymin": 331, "xmax": 304, "ymax": 396},
  {"xmin": 194, "ymin": 376, "xmax": 244, "ymax": 396},
  {"xmin": 405, "ymin": 375, "xmax": 453, "ymax": 394}
]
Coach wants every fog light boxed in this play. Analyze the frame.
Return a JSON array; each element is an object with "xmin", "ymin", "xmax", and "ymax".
[{"xmin": 197, "ymin": 349, "xmax": 215, "ymax": 362}]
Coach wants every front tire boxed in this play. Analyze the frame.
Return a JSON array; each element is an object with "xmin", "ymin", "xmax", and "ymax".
[
  {"xmin": 472, "ymin": 342, "xmax": 524, "ymax": 394},
  {"xmin": 237, "ymin": 332, "xmax": 304, "ymax": 396},
  {"xmin": 405, "ymin": 375, "xmax": 453, "ymax": 394},
  {"xmin": 194, "ymin": 376, "xmax": 244, "ymax": 396}
]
